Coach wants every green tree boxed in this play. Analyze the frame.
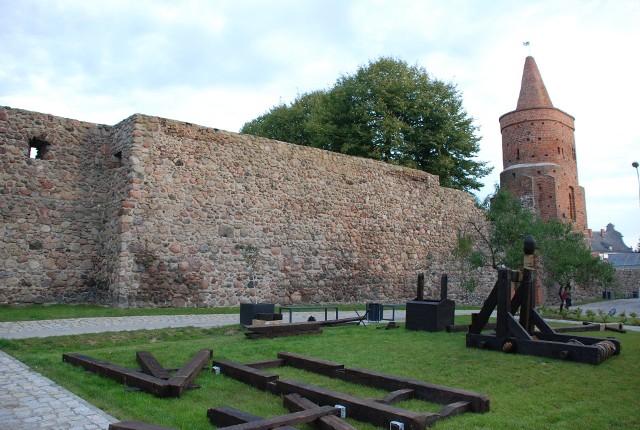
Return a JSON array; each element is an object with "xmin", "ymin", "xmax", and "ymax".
[
  {"xmin": 455, "ymin": 186, "xmax": 615, "ymax": 290},
  {"xmin": 241, "ymin": 57, "xmax": 491, "ymax": 192}
]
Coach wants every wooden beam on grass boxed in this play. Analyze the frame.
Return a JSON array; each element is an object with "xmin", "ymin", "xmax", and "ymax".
[
  {"xmin": 136, "ymin": 351, "xmax": 172, "ymax": 380},
  {"xmin": 214, "ymin": 406, "xmax": 341, "ymax": 430},
  {"xmin": 206, "ymin": 406, "xmax": 296, "ymax": 430},
  {"xmin": 283, "ymin": 393, "xmax": 358, "ymax": 430},
  {"xmin": 63, "ymin": 353, "xmax": 170, "ymax": 397},
  {"xmin": 166, "ymin": 349, "xmax": 212, "ymax": 397}
]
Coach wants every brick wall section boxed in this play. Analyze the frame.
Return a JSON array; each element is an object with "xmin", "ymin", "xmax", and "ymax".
[
  {"xmin": 0, "ymin": 107, "xmax": 495, "ymax": 307},
  {"xmin": 499, "ymin": 107, "xmax": 587, "ymax": 231}
]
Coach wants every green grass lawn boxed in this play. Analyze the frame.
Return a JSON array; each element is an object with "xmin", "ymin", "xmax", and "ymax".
[{"xmin": 1, "ymin": 316, "xmax": 638, "ymax": 430}]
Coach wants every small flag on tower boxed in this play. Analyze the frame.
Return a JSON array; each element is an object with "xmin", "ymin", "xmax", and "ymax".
[{"xmin": 523, "ymin": 41, "xmax": 530, "ymax": 46}]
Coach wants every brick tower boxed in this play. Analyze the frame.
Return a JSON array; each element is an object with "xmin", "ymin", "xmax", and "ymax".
[{"xmin": 499, "ymin": 56, "xmax": 588, "ymax": 232}]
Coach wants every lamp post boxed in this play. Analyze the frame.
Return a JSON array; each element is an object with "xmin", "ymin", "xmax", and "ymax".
[{"xmin": 634, "ymin": 161, "xmax": 640, "ymax": 207}]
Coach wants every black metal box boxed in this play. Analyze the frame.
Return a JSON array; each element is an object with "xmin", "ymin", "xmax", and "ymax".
[
  {"xmin": 405, "ymin": 299, "xmax": 455, "ymax": 332},
  {"xmin": 240, "ymin": 303, "xmax": 275, "ymax": 325}
]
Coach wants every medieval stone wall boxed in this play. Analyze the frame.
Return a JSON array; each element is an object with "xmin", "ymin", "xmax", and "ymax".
[
  {"xmin": 1, "ymin": 106, "xmax": 494, "ymax": 307},
  {"xmin": 0, "ymin": 107, "xmax": 113, "ymax": 304}
]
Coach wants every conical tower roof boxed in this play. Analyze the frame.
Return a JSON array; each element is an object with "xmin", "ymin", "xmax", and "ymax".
[{"xmin": 516, "ymin": 56, "xmax": 553, "ymax": 110}]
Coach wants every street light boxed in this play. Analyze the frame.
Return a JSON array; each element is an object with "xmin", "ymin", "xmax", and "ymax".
[{"xmin": 633, "ymin": 161, "xmax": 640, "ymax": 207}]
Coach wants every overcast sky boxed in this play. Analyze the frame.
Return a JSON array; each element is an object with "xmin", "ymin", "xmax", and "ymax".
[{"xmin": 1, "ymin": 0, "xmax": 638, "ymax": 249}]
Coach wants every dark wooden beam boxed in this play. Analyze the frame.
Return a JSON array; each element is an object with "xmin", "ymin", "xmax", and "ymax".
[
  {"xmin": 435, "ymin": 401, "xmax": 471, "ymax": 419},
  {"xmin": 136, "ymin": 351, "xmax": 172, "ymax": 380},
  {"xmin": 277, "ymin": 352, "xmax": 344, "ymax": 376},
  {"xmin": 375, "ymin": 389, "xmax": 415, "ymax": 405},
  {"xmin": 469, "ymin": 280, "xmax": 498, "ymax": 334},
  {"xmin": 213, "ymin": 359, "xmax": 279, "ymax": 392},
  {"xmin": 206, "ymin": 406, "xmax": 296, "ymax": 430},
  {"xmin": 277, "ymin": 378, "xmax": 432, "ymax": 430},
  {"xmin": 166, "ymin": 349, "xmax": 212, "ymax": 397},
  {"xmin": 214, "ymin": 406, "xmax": 340, "ymax": 430},
  {"xmin": 63, "ymin": 353, "xmax": 169, "ymax": 397},
  {"xmin": 242, "ymin": 359, "xmax": 285, "ymax": 369},
  {"xmin": 283, "ymin": 393, "xmax": 358, "ymax": 430}
]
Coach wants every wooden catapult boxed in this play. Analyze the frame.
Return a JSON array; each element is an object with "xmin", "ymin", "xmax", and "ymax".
[{"xmin": 466, "ymin": 236, "xmax": 621, "ymax": 365}]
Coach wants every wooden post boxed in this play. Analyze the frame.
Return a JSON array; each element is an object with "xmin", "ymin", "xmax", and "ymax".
[
  {"xmin": 440, "ymin": 274, "xmax": 448, "ymax": 301},
  {"xmin": 495, "ymin": 269, "xmax": 511, "ymax": 339},
  {"xmin": 416, "ymin": 272, "xmax": 425, "ymax": 301}
]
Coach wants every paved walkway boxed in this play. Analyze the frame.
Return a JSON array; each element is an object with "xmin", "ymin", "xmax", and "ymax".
[{"xmin": 0, "ymin": 302, "xmax": 637, "ymax": 429}]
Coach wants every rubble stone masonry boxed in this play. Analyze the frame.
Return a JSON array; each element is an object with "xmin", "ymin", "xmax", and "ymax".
[{"xmin": 1, "ymin": 106, "xmax": 492, "ymax": 307}]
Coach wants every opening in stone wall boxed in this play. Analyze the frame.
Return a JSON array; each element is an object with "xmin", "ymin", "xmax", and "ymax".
[{"xmin": 29, "ymin": 137, "xmax": 50, "ymax": 159}]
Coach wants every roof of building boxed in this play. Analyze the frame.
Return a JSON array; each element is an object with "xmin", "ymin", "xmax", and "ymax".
[
  {"xmin": 516, "ymin": 56, "xmax": 554, "ymax": 110},
  {"xmin": 603, "ymin": 253, "xmax": 640, "ymax": 269},
  {"xmin": 590, "ymin": 223, "xmax": 633, "ymax": 253}
]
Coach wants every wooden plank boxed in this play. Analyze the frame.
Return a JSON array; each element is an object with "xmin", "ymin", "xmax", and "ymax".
[
  {"xmin": 63, "ymin": 353, "xmax": 169, "ymax": 397},
  {"xmin": 136, "ymin": 351, "xmax": 172, "ymax": 380},
  {"xmin": 278, "ymin": 352, "xmax": 344, "ymax": 376},
  {"xmin": 206, "ymin": 406, "xmax": 296, "ymax": 430},
  {"xmin": 213, "ymin": 406, "xmax": 340, "ymax": 430},
  {"xmin": 506, "ymin": 313, "xmax": 533, "ymax": 340},
  {"xmin": 166, "ymin": 349, "xmax": 212, "ymax": 397},
  {"xmin": 109, "ymin": 421, "xmax": 177, "ymax": 430},
  {"xmin": 318, "ymin": 316, "xmax": 365, "ymax": 327},
  {"xmin": 469, "ymin": 280, "xmax": 498, "ymax": 334},
  {"xmin": 495, "ymin": 269, "xmax": 511, "ymax": 338},
  {"xmin": 246, "ymin": 321, "xmax": 321, "ymax": 334},
  {"xmin": 530, "ymin": 308, "xmax": 555, "ymax": 334},
  {"xmin": 243, "ymin": 359, "xmax": 285, "ymax": 369},
  {"xmin": 375, "ymin": 389, "xmax": 415, "ymax": 405},
  {"xmin": 277, "ymin": 352, "xmax": 489, "ymax": 413},
  {"xmin": 340, "ymin": 367, "xmax": 490, "ymax": 413},
  {"xmin": 245, "ymin": 329, "xmax": 322, "ymax": 339},
  {"xmin": 214, "ymin": 359, "xmax": 279, "ymax": 391},
  {"xmin": 277, "ymin": 378, "xmax": 431, "ymax": 430},
  {"xmin": 435, "ymin": 401, "xmax": 471, "ymax": 419},
  {"xmin": 283, "ymin": 393, "xmax": 358, "ymax": 430}
]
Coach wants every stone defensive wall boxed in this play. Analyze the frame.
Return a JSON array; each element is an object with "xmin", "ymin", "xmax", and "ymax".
[{"xmin": 1, "ymin": 106, "xmax": 492, "ymax": 307}]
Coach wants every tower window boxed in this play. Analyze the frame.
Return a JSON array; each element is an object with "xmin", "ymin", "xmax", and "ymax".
[{"xmin": 29, "ymin": 137, "xmax": 50, "ymax": 159}]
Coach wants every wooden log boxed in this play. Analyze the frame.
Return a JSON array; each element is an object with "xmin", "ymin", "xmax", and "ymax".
[
  {"xmin": 213, "ymin": 359, "xmax": 279, "ymax": 391},
  {"xmin": 166, "ymin": 349, "xmax": 212, "ymax": 397},
  {"xmin": 109, "ymin": 421, "xmax": 177, "ymax": 430},
  {"xmin": 136, "ymin": 351, "xmax": 172, "ymax": 380},
  {"xmin": 63, "ymin": 353, "xmax": 169, "ymax": 397},
  {"xmin": 206, "ymin": 406, "xmax": 296, "ymax": 430},
  {"xmin": 214, "ymin": 406, "xmax": 340, "ymax": 430},
  {"xmin": 277, "ymin": 352, "xmax": 344, "ymax": 376},
  {"xmin": 283, "ymin": 393, "xmax": 358, "ymax": 430},
  {"xmin": 277, "ymin": 378, "xmax": 432, "ymax": 430}
]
